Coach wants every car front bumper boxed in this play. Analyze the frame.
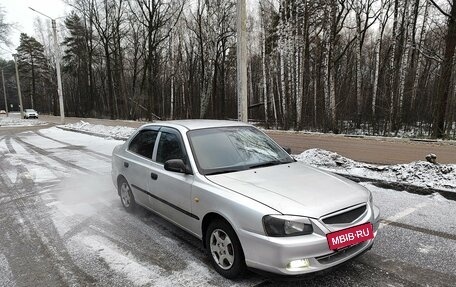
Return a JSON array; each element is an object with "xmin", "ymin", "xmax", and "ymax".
[{"xmin": 240, "ymin": 204, "xmax": 380, "ymax": 275}]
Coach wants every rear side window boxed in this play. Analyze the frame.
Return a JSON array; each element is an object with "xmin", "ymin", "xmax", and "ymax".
[
  {"xmin": 156, "ymin": 131, "xmax": 186, "ymax": 164},
  {"xmin": 128, "ymin": 130, "xmax": 158, "ymax": 159}
]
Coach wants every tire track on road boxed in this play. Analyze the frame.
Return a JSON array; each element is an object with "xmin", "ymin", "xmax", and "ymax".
[
  {"xmin": 14, "ymin": 136, "xmax": 95, "ymax": 174},
  {"xmin": 0, "ymin": 184, "xmax": 57, "ymax": 207},
  {"xmin": 5, "ymin": 136, "xmax": 16, "ymax": 154},
  {"xmin": 379, "ymin": 219, "xmax": 456, "ymax": 241},
  {"xmin": 357, "ymin": 252, "xmax": 456, "ymax": 287},
  {"xmin": 4, "ymin": 136, "xmax": 66, "ymax": 180},
  {"xmin": 34, "ymin": 131, "xmax": 112, "ymax": 161},
  {"xmin": 0, "ymin": 141, "xmax": 97, "ymax": 286}
]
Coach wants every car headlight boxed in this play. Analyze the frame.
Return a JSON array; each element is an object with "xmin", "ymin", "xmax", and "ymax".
[{"xmin": 263, "ymin": 215, "xmax": 313, "ymax": 237}]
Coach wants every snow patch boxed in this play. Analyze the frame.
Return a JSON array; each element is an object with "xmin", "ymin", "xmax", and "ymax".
[
  {"xmin": 60, "ymin": 121, "xmax": 135, "ymax": 140},
  {"xmin": 0, "ymin": 253, "xmax": 15, "ymax": 287},
  {"xmin": 3, "ymin": 168, "xmax": 17, "ymax": 184},
  {"xmin": 0, "ymin": 116, "xmax": 47, "ymax": 127},
  {"xmin": 54, "ymin": 174, "xmax": 116, "ymax": 217},
  {"xmin": 80, "ymin": 235, "xmax": 164, "ymax": 286},
  {"xmin": 295, "ymin": 148, "xmax": 456, "ymax": 192},
  {"xmin": 417, "ymin": 243, "xmax": 434, "ymax": 254},
  {"xmin": 75, "ymin": 234, "xmax": 223, "ymax": 287}
]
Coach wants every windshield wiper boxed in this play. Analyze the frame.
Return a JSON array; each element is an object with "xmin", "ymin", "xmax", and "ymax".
[
  {"xmin": 205, "ymin": 169, "xmax": 242, "ymax": 176},
  {"xmin": 248, "ymin": 160, "xmax": 284, "ymax": 169}
]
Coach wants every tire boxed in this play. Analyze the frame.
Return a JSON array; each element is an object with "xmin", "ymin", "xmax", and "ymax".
[
  {"xmin": 205, "ymin": 219, "xmax": 247, "ymax": 279},
  {"xmin": 118, "ymin": 177, "xmax": 136, "ymax": 212}
]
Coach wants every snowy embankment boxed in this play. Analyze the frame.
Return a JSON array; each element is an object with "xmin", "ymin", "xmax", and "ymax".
[
  {"xmin": 0, "ymin": 116, "xmax": 47, "ymax": 127},
  {"xmin": 60, "ymin": 121, "xmax": 456, "ymax": 194},
  {"xmin": 59, "ymin": 121, "xmax": 135, "ymax": 140},
  {"xmin": 295, "ymin": 149, "xmax": 456, "ymax": 192}
]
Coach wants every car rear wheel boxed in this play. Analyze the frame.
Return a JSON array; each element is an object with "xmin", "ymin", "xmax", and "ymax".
[
  {"xmin": 118, "ymin": 178, "xmax": 136, "ymax": 212},
  {"xmin": 206, "ymin": 219, "xmax": 246, "ymax": 279}
]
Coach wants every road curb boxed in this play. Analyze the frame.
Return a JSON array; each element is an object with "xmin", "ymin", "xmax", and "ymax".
[{"xmin": 56, "ymin": 126, "xmax": 129, "ymax": 141}]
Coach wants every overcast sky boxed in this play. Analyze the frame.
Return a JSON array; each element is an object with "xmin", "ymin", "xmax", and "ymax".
[
  {"xmin": 1, "ymin": 0, "xmax": 259, "ymax": 59},
  {"xmin": 1, "ymin": 0, "xmax": 68, "ymax": 58}
]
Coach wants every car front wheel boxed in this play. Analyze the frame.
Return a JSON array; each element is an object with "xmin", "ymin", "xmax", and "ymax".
[
  {"xmin": 206, "ymin": 219, "xmax": 246, "ymax": 279},
  {"xmin": 118, "ymin": 178, "xmax": 136, "ymax": 212}
]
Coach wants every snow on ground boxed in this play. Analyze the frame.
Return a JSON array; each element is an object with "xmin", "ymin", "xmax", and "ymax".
[
  {"xmin": 59, "ymin": 121, "xmax": 456, "ymax": 192},
  {"xmin": 0, "ymin": 115, "xmax": 47, "ymax": 127},
  {"xmin": 295, "ymin": 148, "xmax": 456, "ymax": 192},
  {"xmin": 60, "ymin": 121, "xmax": 135, "ymax": 140}
]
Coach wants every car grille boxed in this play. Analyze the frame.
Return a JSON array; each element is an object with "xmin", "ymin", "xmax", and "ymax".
[
  {"xmin": 316, "ymin": 241, "xmax": 368, "ymax": 265},
  {"xmin": 322, "ymin": 205, "xmax": 367, "ymax": 225}
]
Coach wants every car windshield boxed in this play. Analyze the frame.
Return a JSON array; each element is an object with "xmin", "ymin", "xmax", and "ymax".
[
  {"xmin": 188, "ymin": 126, "xmax": 294, "ymax": 175},
  {"xmin": 25, "ymin": 109, "xmax": 35, "ymax": 112}
]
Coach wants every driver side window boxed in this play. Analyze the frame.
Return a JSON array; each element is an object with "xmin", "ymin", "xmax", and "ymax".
[{"xmin": 156, "ymin": 131, "xmax": 186, "ymax": 164}]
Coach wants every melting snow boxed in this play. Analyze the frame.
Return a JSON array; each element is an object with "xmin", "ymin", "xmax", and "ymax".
[
  {"xmin": 80, "ymin": 235, "xmax": 163, "ymax": 286},
  {"xmin": 295, "ymin": 148, "xmax": 456, "ymax": 192},
  {"xmin": 60, "ymin": 121, "xmax": 135, "ymax": 140}
]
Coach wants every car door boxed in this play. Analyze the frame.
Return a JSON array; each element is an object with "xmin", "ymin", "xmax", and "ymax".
[
  {"xmin": 148, "ymin": 127, "xmax": 196, "ymax": 231},
  {"xmin": 124, "ymin": 127, "xmax": 159, "ymax": 209}
]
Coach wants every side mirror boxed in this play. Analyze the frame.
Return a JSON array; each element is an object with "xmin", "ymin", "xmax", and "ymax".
[
  {"xmin": 164, "ymin": 159, "xmax": 192, "ymax": 174},
  {"xmin": 282, "ymin": 146, "xmax": 292, "ymax": 154}
]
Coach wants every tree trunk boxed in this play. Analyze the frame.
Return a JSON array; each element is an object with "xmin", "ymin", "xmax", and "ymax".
[
  {"xmin": 388, "ymin": 0, "xmax": 400, "ymax": 134},
  {"xmin": 433, "ymin": 1, "xmax": 456, "ymax": 138},
  {"xmin": 372, "ymin": 0, "xmax": 384, "ymax": 122},
  {"xmin": 279, "ymin": 3, "xmax": 287, "ymax": 128},
  {"xmin": 411, "ymin": 0, "xmax": 429, "ymax": 108},
  {"xmin": 398, "ymin": 1, "xmax": 411, "ymax": 131},
  {"xmin": 261, "ymin": 9, "xmax": 269, "ymax": 128}
]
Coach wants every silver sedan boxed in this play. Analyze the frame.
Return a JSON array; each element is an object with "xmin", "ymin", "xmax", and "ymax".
[{"xmin": 111, "ymin": 120, "xmax": 380, "ymax": 278}]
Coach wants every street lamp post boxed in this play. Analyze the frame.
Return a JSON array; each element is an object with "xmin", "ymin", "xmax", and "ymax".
[
  {"xmin": 12, "ymin": 54, "xmax": 24, "ymax": 118},
  {"xmin": 1, "ymin": 69, "xmax": 8, "ymax": 116},
  {"xmin": 29, "ymin": 7, "xmax": 65, "ymax": 124}
]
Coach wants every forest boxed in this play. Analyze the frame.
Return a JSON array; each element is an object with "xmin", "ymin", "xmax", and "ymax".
[{"xmin": 1, "ymin": 0, "xmax": 456, "ymax": 139}]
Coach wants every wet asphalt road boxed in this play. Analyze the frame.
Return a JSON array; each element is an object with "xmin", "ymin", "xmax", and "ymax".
[{"xmin": 0, "ymin": 125, "xmax": 455, "ymax": 287}]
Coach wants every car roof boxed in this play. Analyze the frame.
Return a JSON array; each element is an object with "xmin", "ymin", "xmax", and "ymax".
[{"xmin": 143, "ymin": 119, "xmax": 251, "ymax": 131}]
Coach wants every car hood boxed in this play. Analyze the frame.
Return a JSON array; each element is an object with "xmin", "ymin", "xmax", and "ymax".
[{"xmin": 206, "ymin": 162, "xmax": 369, "ymax": 218}]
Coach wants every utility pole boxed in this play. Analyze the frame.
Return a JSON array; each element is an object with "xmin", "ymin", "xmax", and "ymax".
[
  {"xmin": 52, "ymin": 19, "xmax": 65, "ymax": 124},
  {"xmin": 1, "ymin": 69, "xmax": 8, "ymax": 116},
  {"xmin": 236, "ymin": 0, "xmax": 248, "ymax": 122},
  {"xmin": 12, "ymin": 54, "xmax": 24, "ymax": 118},
  {"xmin": 29, "ymin": 7, "xmax": 65, "ymax": 124}
]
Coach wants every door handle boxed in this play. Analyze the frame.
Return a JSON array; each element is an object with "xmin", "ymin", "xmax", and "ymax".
[
  {"xmin": 151, "ymin": 172, "xmax": 158, "ymax": 180},
  {"xmin": 124, "ymin": 162, "xmax": 129, "ymax": 168}
]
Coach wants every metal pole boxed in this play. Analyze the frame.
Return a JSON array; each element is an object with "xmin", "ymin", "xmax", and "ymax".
[
  {"xmin": 236, "ymin": 0, "xmax": 248, "ymax": 122},
  {"xmin": 1, "ymin": 69, "xmax": 8, "ymax": 116},
  {"xmin": 12, "ymin": 55, "xmax": 24, "ymax": 118},
  {"xmin": 52, "ymin": 19, "xmax": 65, "ymax": 124}
]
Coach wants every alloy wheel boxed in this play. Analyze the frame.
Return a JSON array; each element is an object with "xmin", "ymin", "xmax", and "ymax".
[
  {"xmin": 120, "ymin": 182, "xmax": 131, "ymax": 208},
  {"xmin": 209, "ymin": 229, "xmax": 234, "ymax": 270}
]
